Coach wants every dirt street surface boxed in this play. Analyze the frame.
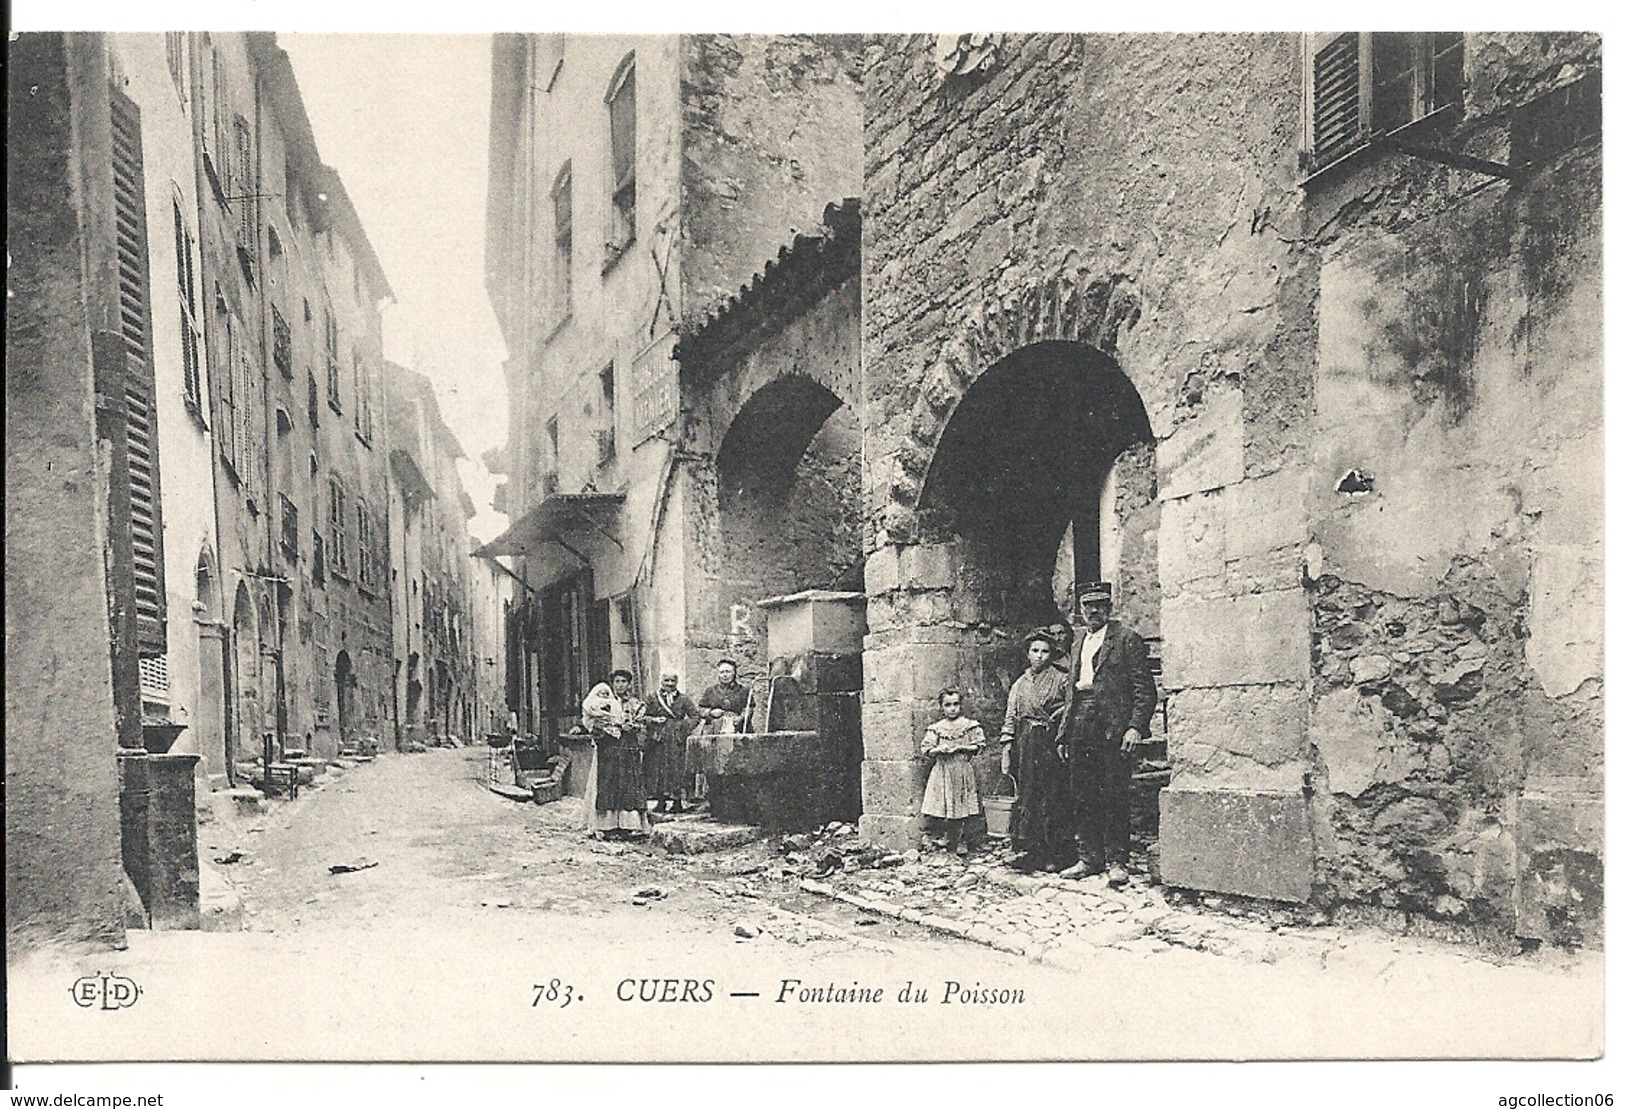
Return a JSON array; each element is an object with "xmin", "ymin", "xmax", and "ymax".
[{"xmin": 9, "ymin": 748, "xmax": 1602, "ymax": 1062}]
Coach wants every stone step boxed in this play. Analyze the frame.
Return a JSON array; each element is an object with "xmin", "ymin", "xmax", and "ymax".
[
  {"xmin": 217, "ymin": 787, "xmax": 266, "ymax": 815},
  {"xmin": 652, "ymin": 819, "xmax": 765, "ymax": 855}
]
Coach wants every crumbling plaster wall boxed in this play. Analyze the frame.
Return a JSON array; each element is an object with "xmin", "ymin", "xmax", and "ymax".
[
  {"xmin": 680, "ymin": 34, "xmax": 864, "ymax": 320},
  {"xmin": 860, "ymin": 33, "xmax": 1319, "ymax": 858},
  {"xmin": 1303, "ymin": 33, "xmax": 1602, "ymax": 943}
]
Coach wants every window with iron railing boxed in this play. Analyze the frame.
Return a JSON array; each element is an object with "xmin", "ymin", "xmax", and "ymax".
[
  {"xmin": 328, "ymin": 476, "xmax": 349, "ymax": 578},
  {"xmin": 279, "ymin": 493, "xmax": 299, "ymax": 560},
  {"xmin": 325, "ymin": 309, "xmax": 342, "ymax": 413},
  {"xmin": 272, "ymin": 306, "xmax": 292, "ymax": 379}
]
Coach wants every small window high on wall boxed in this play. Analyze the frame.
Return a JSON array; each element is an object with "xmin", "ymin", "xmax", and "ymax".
[
  {"xmin": 1304, "ymin": 32, "xmax": 1465, "ymax": 173},
  {"xmin": 605, "ymin": 53, "xmax": 636, "ymax": 263}
]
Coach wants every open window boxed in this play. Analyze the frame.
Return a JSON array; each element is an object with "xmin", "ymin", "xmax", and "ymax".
[
  {"xmin": 1304, "ymin": 32, "xmax": 1465, "ymax": 173},
  {"xmin": 605, "ymin": 53, "xmax": 636, "ymax": 264}
]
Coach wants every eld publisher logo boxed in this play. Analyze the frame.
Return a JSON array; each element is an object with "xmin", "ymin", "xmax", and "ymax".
[{"xmin": 71, "ymin": 973, "xmax": 142, "ymax": 1010}]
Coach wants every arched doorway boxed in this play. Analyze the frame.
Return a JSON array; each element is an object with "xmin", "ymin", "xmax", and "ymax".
[
  {"xmin": 866, "ymin": 339, "xmax": 1160, "ymax": 849},
  {"xmin": 334, "ymin": 650, "xmax": 355, "ymax": 750},
  {"xmin": 230, "ymin": 582, "xmax": 258, "ymax": 778},
  {"xmin": 918, "ymin": 340, "xmax": 1157, "ymax": 647},
  {"xmin": 713, "ymin": 375, "xmax": 863, "ymax": 669},
  {"xmin": 194, "ymin": 550, "xmax": 228, "ymax": 785}
]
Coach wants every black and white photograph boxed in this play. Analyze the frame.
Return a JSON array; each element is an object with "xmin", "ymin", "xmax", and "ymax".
[{"xmin": 4, "ymin": 8, "xmax": 1611, "ymax": 1101}]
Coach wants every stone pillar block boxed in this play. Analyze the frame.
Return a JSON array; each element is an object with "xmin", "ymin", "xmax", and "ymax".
[
  {"xmin": 1514, "ymin": 787, "xmax": 1603, "ymax": 946},
  {"xmin": 1166, "ymin": 683, "xmax": 1308, "ymax": 791},
  {"xmin": 865, "ymin": 546, "xmax": 901, "ymax": 596},
  {"xmin": 859, "ymin": 812, "xmax": 921, "ymax": 852},
  {"xmin": 861, "ymin": 757, "xmax": 927, "ymax": 821},
  {"xmin": 1159, "ymin": 489, "xmax": 1226, "ymax": 601},
  {"xmin": 116, "ymin": 751, "xmax": 152, "ymax": 922},
  {"xmin": 901, "ymin": 542, "xmax": 956, "ymax": 591},
  {"xmin": 145, "ymin": 753, "xmax": 202, "ymax": 930},
  {"xmin": 1159, "ymin": 787, "xmax": 1313, "ymax": 902},
  {"xmin": 862, "ymin": 700, "xmax": 920, "ymax": 761},
  {"xmin": 1158, "ymin": 384, "xmax": 1243, "ymax": 501},
  {"xmin": 1161, "ymin": 589, "xmax": 1311, "ymax": 688},
  {"xmin": 1224, "ymin": 466, "xmax": 1308, "ymax": 561}
]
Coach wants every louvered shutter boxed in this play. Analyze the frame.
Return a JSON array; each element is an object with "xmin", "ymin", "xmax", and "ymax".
[
  {"xmin": 173, "ymin": 203, "xmax": 203, "ymax": 414},
  {"xmin": 110, "ymin": 89, "xmax": 169, "ymax": 655},
  {"xmin": 218, "ymin": 311, "xmax": 238, "ymax": 468},
  {"xmin": 1312, "ymin": 33, "xmax": 1363, "ymax": 165},
  {"xmin": 237, "ymin": 316, "xmax": 257, "ymax": 501}
]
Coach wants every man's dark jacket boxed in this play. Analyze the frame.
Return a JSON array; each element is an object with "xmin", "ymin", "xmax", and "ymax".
[{"xmin": 1058, "ymin": 620, "xmax": 1157, "ymax": 743}]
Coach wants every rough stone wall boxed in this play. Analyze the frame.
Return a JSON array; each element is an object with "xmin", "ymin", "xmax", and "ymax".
[
  {"xmin": 680, "ymin": 34, "xmax": 863, "ymax": 320},
  {"xmin": 860, "ymin": 33, "xmax": 1316, "ymax": 854},
  {"xmin": 682, "ymin": 277, "xmax": 863, "ymax": 678},
  {"xmin": 1303, "ymin": 33, "xmax": 1602, "ymax": 942},
  {"xmin": 6, "ymin": 33, "xmax": 131, "ymax": 951}
]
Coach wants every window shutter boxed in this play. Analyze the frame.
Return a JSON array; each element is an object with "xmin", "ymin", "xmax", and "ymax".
[
  {"xmin": 110, "ymin": 89, "xmax": 169, "ymax": 655},
  {"xmin": 172, "ymin": 203, "xmax": 203, "ymax": 416},
  {"xmin": 1312, "ymin": 33, "xmax": 1363, "ymax": 165},
  {"xmin": 218, "ymin": 310, "xmax": 238, "ymax": 467},
  {"xmin": 233, "ymin": 114, "xmax": 256, "ymax": 281},
  {"xmin": 610, "ymin": 66, "xmax": 636, "ymax": 192}
]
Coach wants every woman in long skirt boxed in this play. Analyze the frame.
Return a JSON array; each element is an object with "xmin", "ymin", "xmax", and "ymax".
[
  {"xmin": 642, "ymin": 672, "xmax": 700, "ymax": 812},
  {"xmin": 999, "ymin": 629, "xmax": 1074, "ymax": 871},
  {"xmin": 582, "ymin": 670, "xmax": 649, "ymax": 838}
]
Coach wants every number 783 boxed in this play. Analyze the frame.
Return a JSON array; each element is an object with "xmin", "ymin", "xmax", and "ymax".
[{"xmin": 533, "ymin": 979, "xmax": 575, "ymax": 1008}]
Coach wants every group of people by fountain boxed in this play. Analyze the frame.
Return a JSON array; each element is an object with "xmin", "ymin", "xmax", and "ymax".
[
  {"xmin": 919, "ymin": 581, "xmax": 1157, "ymax": 888},
  {"xmin": 578, "ymin": 659, "xmax": 751, "ymax": 840}
]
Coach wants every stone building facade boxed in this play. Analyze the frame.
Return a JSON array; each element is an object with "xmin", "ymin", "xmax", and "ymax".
[
  {"xmin": 483, "ymin": 34, "xmax": 862, "ymax": 738},
  {"xmin": 858, "ymin": 32, "xmax": 1601, "ymax": 944},
  {"xmin": 387, "ymin": 360, "xmax": 489, "ymax": 747},
  {"xmin": 8, "ymin": 31, "xmax": 498, "ymax": 948}
]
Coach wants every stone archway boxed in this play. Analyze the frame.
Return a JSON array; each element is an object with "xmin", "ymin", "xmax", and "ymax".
[
  {"xmin": 334, "ymin": 650, "xmax": 356, "ymax": 749},
  {"xmin": 194, "ymin": 548, "xmax": 229, "ymax": 785},
  {"xmin": 859, "ymin": 260, "xmax": 1157, "ymax": 850},
  {"xmin": 878, "ymin": 259, "xmax": 1145, "ymax": 546},
  {"xmin": 229, "ymin": 581, "xmax": 258, "ymax": 777},
  {"xmin": 711, "ymin": 375, "xmax": 863, "ymax": 670}
]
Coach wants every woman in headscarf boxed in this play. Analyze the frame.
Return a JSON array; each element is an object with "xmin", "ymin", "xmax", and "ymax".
[
  {"xmin": 998, "ymin": 629, "xmax": 1075, "ymax": 872},
  {"xmin": 582, "ymin": 669, "xmax": 649, "ymax": 838},
  {"xmin": 642, "ymin": 671, "xmax": 700, "ymax": 813}
]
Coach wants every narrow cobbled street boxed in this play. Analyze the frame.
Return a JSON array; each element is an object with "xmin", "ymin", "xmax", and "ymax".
[{"xmin": 10, "ymin": 747, "xmax": 1602, "ymax": 1062}]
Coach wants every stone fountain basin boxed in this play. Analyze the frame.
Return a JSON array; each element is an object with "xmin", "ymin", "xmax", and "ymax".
[{"xmin": 688, "ymin": 730, "xmax": 860, "ymax": 832}]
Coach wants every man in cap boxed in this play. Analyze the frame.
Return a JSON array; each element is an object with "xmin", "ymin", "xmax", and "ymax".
[{"xmin": 1057, "ymin": 582, "xmax": 1157, "ymax": 887}]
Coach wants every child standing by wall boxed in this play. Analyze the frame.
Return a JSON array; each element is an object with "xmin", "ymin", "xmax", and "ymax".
[{"xmin": 920, "ymin": 688, "xmax": 985, "ymax": 857}]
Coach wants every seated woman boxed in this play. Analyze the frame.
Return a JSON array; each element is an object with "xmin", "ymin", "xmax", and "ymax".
[{"xmin": 582, "ymin": 669, "xmax": 649, "ymax": 839}]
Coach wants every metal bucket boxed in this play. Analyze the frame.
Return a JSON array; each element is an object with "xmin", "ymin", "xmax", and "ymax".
[{"xmin": 983, "ymin": 775, "xmax": 1017, "ymax": 838}]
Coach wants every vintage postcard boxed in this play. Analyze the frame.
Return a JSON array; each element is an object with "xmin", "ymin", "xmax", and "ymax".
[{"xmin": 5, "ymin": 8, "xmax": 1609, "ymax": 1095}]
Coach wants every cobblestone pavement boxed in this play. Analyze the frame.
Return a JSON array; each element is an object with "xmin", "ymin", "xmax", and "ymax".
[
  {"xmin": 9, "ymin": 748, "xmax": 1602, "ymax": 1065},
  {"xmin": 798, "ymin": 849, "xmax": 1330, "ymax": 970}
]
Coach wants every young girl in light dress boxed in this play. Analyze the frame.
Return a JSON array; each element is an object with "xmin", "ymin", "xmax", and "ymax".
[{"xmin": 920, "ymin": 688, "xmax": 985, "ymax": 857}]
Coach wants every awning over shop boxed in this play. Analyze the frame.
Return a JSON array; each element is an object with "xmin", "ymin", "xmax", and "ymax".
[{"xmin": 473, "ymin": 491, "xmax": 627, "ymax": 560}]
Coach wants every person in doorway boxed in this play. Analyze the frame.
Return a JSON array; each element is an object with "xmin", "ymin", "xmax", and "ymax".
[
  {"xmin": 581, "ymin": 669, "xmax": 650, "ymax": 839},
  {"xmin": 1057, "ymin": 582, "xmax": 1157, "ymax": 887},
  {"xmin": 643, "ymin": 671, "xmax": 700, "ymax": 813},
  {"xmin": 920, "ymin": 688, "xmax": 985, "ymax": 858},
  {"xmin": 999, "ymin": 629, "xmax": 1074, "ymax": 872},
  {"xmin": 1046, "ymin": 620, "xmax": 1075, "ymax": 671},
  {"xmin": 697, "ymin": 659, "xmax": 751, "ymax": 734}
]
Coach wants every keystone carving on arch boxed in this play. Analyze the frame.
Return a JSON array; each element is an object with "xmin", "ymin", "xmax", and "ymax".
[{"xmin": 877, "ymin": 257, "xmax": 1143, "ymax": 546}]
